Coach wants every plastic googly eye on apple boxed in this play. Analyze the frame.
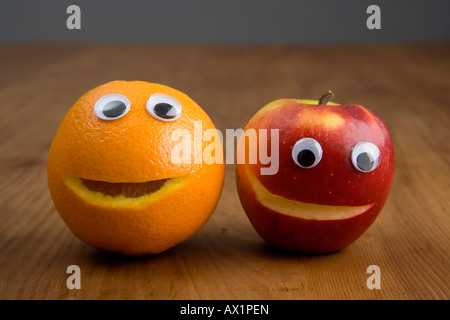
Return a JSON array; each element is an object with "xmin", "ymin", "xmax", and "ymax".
[
  {"xmin": 351, "ymin": 142, "xmax": 380, "ymax": 172},
  {"xmin": 94, "ymin": 93, "xmax": 131, "ymax": 120},
  {"xmin": 146, "ymin": 93, "xmax": 182, "ymax": 121},
  {"xmin": 292, "ymin": 138, "xmax": 323, "ymax": 168}
]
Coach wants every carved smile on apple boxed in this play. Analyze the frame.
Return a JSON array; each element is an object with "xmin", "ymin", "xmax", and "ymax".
[
  {"xmin": 245, "ymin": 167, "xmax": 375, "ymax": 221},
  {"xmin": 236, "ymin": 91, "xmax": 395, "ymax": 253}
]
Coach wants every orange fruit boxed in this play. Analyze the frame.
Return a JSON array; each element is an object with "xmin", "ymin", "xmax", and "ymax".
[{"xmin": 47, "ymin": 81, "xmax": 224, "ymax": 255}]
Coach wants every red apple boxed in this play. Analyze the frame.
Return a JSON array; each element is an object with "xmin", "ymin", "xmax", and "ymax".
[{"xmin": 236, "ymin": 91, "xmax": 395, "ymax": 253}]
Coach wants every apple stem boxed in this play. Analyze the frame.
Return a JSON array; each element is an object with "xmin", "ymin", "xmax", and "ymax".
[{"xmin": 319, "ymin": 90, "xmax": 334, "ymax": 105}]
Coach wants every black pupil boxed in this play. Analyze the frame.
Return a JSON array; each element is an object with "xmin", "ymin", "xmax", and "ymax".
[
  {"xmin": 154, "ymin": 103, "xmax": 177, "ymax": 119},
  {"xmin": 103, "ymin": 101, "xmax": 127, "ymax": 118},
  {"xmin": 297, "ymin": 150, "xmax": 316, "ymax": 167},
  {"xmin": 357, "ymin": 152, "xmax": 374, "ymax": 171}
]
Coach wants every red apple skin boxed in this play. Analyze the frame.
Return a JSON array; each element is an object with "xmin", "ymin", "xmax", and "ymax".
[{"xmin": 236, "ymin": 99, "xmax": 395, "ymax": 253}]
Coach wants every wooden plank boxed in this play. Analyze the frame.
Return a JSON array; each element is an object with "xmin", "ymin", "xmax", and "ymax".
[{"xmin": 0, "ymin": 44, "xmax": 448, "ymax": 300}]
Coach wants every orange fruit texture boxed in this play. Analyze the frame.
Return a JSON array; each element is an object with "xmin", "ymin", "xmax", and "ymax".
[{"xmin": 47, "ymin": 81, "xmax": 224, "ymax": 255}]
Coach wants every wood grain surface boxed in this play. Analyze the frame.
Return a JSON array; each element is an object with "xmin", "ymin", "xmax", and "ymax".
[{"xmin": 0, "ymin": 44, "xmax": 449, "ymax": 300}]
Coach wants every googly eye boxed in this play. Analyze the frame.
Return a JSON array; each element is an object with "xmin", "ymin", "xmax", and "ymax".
[
  {"xmin": 94, "ymin": 93, "xmax": 131, "ymax": 120},
  {"xmin": 292, "ymin": 138, "xmax": 323, "ymax": 168},
  {"xmin": 351, "ymin": 142, "xmax": 380, "ymax": 172},
  {"xmin": 146, "ymin": 93, "xmax": 182, "ymax": 121}
]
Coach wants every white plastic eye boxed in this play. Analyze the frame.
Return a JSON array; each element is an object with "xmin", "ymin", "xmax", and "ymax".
[
  {"xmin": 292, "ymin": 138, "xmax": 323, "ymax": 168},
  {"xmin": 94, "ymin": 93, "xmax": 131, "ymax": 120},
  {"xmin": 146, "ymin": 93, "xmax": 182, "ymax": 121},
  {"xmin": 351, "ymin": 142, "xmax": 380, "ymax": 172}
]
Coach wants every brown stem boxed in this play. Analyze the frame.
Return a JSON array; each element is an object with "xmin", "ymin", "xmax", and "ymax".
[{"xmin": 318, "ymin": 90, "xmax": 334, "ymax": 105}]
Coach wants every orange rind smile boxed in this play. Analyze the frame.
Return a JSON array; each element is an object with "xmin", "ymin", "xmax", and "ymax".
[
  {"xmin": 80, "ymin": 178, "xmax": 169, "ymax": 198},
  {"xmin": 64, "ymin": 175, "xmax": 187, "ymax": 207},
  {"xmin": 245, "ymin": 166, "xmax": 374, "ymax": 220}
]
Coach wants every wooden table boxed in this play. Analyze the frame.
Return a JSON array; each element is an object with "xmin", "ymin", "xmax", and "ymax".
[{"xmin": 0, "ymin": 44, "xmax": 449, "ymax": 300}]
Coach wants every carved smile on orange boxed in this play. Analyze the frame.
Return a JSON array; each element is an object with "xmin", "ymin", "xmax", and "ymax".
[{"xmin": 64, "ymin": 175, "xmax": 188, "ymax": 207}]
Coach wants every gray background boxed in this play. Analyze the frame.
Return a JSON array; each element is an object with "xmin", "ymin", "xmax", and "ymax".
[{"xmin": 0, "ymin": 0, "xmax": 449, "ymax": 44}]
